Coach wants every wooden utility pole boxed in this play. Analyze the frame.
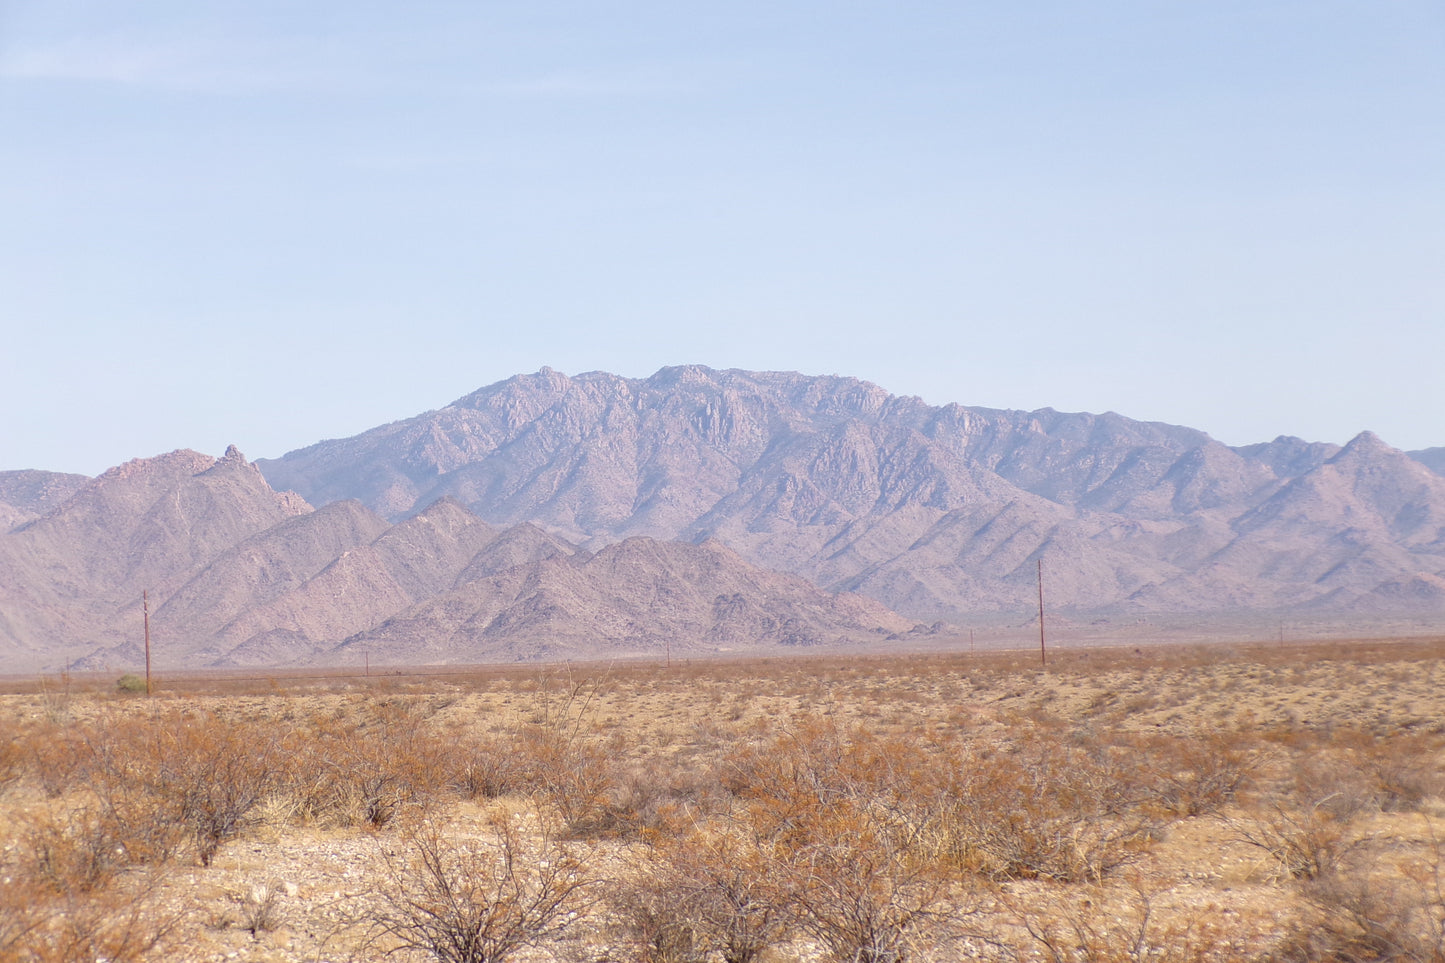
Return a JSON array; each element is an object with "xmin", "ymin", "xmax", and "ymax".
[
  {"xmin": 1037, "ymin": 559, "xmax": 1047, "ymax": 668},
  {"xmin": 143, "ymin": 589, "xmax": 152, "ymax": 695}
]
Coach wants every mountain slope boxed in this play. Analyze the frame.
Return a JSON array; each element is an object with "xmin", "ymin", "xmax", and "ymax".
[
  {"xmin": 0, "ymin": 450, "xmax": 917, "ymax": 672},
  {"xmin": 0, "ymin": 470, "xmax": 91, "ymax": 532},
  {"xmin": 1411, "ymin": 447, "xmax": 1445, "ymax": 478},
  {"xmin": 337, "ymin": 536, "xmax": 914, "ymax": 665},
  {"xmin": 257, "ymin": 367, "xmax": 1445, "ymax": 620},
  {"xmin": 0, "ymin": 447, "xmax": 311, "ymax": 667}
]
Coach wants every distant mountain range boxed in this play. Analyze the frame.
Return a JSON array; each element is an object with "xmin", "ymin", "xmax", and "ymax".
[
  {"xmin": 2, "ymin": 366, "xmax": 1442, "ymax": 672},
  {"xmin": 0, "ymin": 446, "xmax": 912, "ymax": 672},
  {"xmin": 255, "ymin": 367, "xmax": 1445, "ymax": 619}
]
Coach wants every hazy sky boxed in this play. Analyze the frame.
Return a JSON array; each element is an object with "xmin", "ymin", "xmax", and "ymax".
[{"xmin": 3, "ymin": 2, "xmax": 1442, "ymax": 475}]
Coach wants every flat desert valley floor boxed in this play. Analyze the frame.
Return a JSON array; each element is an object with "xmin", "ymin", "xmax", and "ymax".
[{"xmin": 2, "ymin": 636, "xmax": 1443, "ymax": 962}]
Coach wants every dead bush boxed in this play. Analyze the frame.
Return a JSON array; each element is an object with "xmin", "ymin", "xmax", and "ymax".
[
  {"xmin": 447, "ymin": 735, "xmax": 526, "ymax": 801},
  {"xmin": 723, "ymin": 717, "xmax": 931, "ymax": 851},
  {"xmin": 929, "ymin": 730, "xmax": 1162, "ymax": 883},
  {"xmin": 85, "ymin": 708, "xmax": 280, "ymax": 865},
  {"xmin": 779, "ymin": 809, "xmax": 953, "ymax": 963},
  {"xmin": 0, "ymin": 722, "xmax": 25, "ymax": 798},
  {"xmin": 21, "ymin": 890, "xmax": 172, "ymax": 963},
  {"xmin": 20, "ymin": 806, "xmax": 153, "ymax": 895},
  {"xmin": 285, "ymin": 700, "xmax": 455, "ymax": 828},
  {"xmin": 232, "ymin": 882, "xmax": 287, "ymax": 938},
  {"xmin": 21, "ymin": 723, "xmax": 88, "ymax": 799},
  {"xmin": 1010, "ymin": 882, "xmax": 1240, "ymax": 963},
  {"xmin": 1133, "ymin": 731, "xmax": 1255, "ymax": 818},
  {"xmin": 713, "ymin": 718, "xmax": 958, "ymax": 961},
  {"xmin": 1328, "ymin": 730, "xmax": 1445, "ymax": 815},
  {"xmin": 1230, "ymin": 796, "xmax": 1366, "ymax": 882},
  {"xmin": 614, "ymin": 829, "xmax": 787, "ymax": 963},
  {"xmin": 516, "ymin": 726, "xmax": 616, "ymax": 835},
  {"xmin": 0, "ymin": 867, "xmax": 173, "ymax": 963},
  {"xmin": 1278, "ymin": 728, "xmax": 1445, "ymax": 822},
  {"xmin": 1283, "ymin": 833, "xmax": 1445, "ymax": 963},
  {"xmin": 368, "ymin": 813, "xmax": 596, "ymax": 963},
  {"xmin": 604, "ymin": 757, "xmax": 730, "ymax": 840},
  {"xmin": 609, "ymin": 873, "xmax": 708, "ymax": 963},
  {"xmin": 0, "ymin": 872, "xmax": 39, "ymax": 962}
]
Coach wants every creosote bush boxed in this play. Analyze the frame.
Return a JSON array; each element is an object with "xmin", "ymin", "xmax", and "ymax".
[
  {"xmin": 1229, "ymin": 797, "xmax": 1365, "ymax": 882},
  {"xmin": 1009, "ymin": 883, "xmax": 1243, "ymax": 963},
  {"xmin": 115, "ymin": 673, "xmax": 147, "ymax": 694}
]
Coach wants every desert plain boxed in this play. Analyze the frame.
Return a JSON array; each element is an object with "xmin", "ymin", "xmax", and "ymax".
[{"xmin": 2, "ymin": 634, "xmax": 1443, "ymax": 963}]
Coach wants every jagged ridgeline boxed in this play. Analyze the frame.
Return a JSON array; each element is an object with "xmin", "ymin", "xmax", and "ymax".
[
  {"xmin": 256, "ymin": 366, "xmax": 1445, "ymax": 619},
  {"xmin": 2, "ymin": 366, "xmax": 1443, "ymax": 672},
  {"xmin": 0, "ymin": 445, "xmax": 913, "ymax": 672}
]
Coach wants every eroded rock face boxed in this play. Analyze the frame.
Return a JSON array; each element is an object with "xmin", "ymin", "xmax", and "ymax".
[{"xmin": 257, "ymin": 367, "xmax": 1445, "ymax": 621}]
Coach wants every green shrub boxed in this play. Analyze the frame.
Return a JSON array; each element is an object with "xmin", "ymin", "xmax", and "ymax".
[{"xmin": 115, "ymin": 674, "xmax": 147, "ymax": 694}]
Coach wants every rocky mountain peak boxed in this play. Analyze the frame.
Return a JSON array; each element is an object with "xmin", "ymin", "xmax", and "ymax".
[{"xmin": 251, "ymin": 367, "xmax": 1445, "ymax": 622}]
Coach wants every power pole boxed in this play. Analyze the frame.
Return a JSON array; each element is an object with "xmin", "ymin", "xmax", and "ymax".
[
  {"xmin": 1037, "ymin": 559, "xmax": 1047, "ymax": 668},
  {"xmin": 143, "ymin": 589, "xmax": 152, "ymax": 695}
]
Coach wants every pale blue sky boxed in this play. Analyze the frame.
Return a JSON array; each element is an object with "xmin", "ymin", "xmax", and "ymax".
[{"xmin": 2, "ymin": 2, "xmax": 1442, "ymax": 475}]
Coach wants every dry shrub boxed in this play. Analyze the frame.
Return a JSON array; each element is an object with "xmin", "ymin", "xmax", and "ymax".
[
  {"xmin": 1230, "ymin": 797, "xmax": 1366, "ymax": 882},
  {"xmin": 1132, "ymin": 730, "xmax": 1255, "ymax": 818},
  {"xmin": 502, "ymin": 671, "xmax": 632, "ymax": 836},
  {"xmin": 284, "ymin": 698, "xmax": 455, "ymax": 828},
  {"xmin": 1010, "ymin": 883, "xmax": 1242, "ymax": 963},
  {"xmin": 515, "ymin": 726, "xmax": 617, "ymax": 835},
  {"xmin": 1300, "ymin": 729, "xmax": 1445, "ymax": 816},
  {"xmin": 0, "ymin": 722, "xmax": 25, "ymax": 798},
  {"xmin": 18, "ymin": 723, "xmax": 88, "ymax": 799},
  {"xmin": 779, "ymin": 815, "xmax": 952, "ymax": 963},
  {"xmin": 606, "ymin": 757, "xmax": 729, "ymax": 840},
  {"xmin": 19, "ymin": 805, "xmax": 155, "ymax": 895},
  {"xmin": 447, "ymin": 733, "xmax": 527, "ymax": 801},
  {"xmin": 1282, "ymin": 833, "xmax": 1445, "ymax": 963},
  {"xmin": 232, "ymin": 881, "xmax": 287, "ymax": 938},
  {"xmin": 6, "ymin": 886, "xmax": 173, "ymax": 963},
  {"xmin": 85, "ymin": 708, "xmax": 280, "ymax": 865},
  {"xmin": 724, "ymin": 718, "xmax": 958, "ymax": 962},
  {"xmin": 609, "ymin": 873, "xmax": 707, "ymax": 963},
  {"xmin": 613, "ymin": 829, "xmax": 786, "ymax": 963},
  {"xmin": 368, "ymin": 813, "xmax": 596, "ymax": 963},
  {"xmin": 929, "ymin": 727, "xmax": 1162, "ymax": 883},
  {"xmin": 723, "ymin": 717, "xmax": 930, "ymax": 848},
  {"xmin": 1, "ymin": 839, "xmax": 173, "ymax": 963},
  {"xmin": 0, "ymin": 873, "xmax": 38, "ymax": 962}
]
